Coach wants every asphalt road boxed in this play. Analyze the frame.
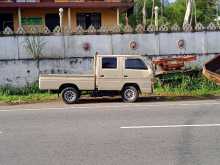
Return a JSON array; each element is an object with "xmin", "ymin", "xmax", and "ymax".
[{"xmin": 0, "ymin": 99, "xmax": 220, "ymax": 165}]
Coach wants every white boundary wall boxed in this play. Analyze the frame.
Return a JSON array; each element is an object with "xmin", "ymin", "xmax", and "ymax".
[{"xmin": 0, "ymin": 32, "xmax": 219, "ymax": 87}]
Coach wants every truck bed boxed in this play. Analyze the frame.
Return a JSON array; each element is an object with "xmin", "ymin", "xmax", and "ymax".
[{"xmin": 39, "ymin": 74, "xmax": 95, "ymax": 90}]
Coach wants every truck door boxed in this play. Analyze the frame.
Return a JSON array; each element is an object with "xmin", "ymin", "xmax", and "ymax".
[
  {"xmin": 97, "ymin": 56, "xmax": 123, "ymax": 90},
  {"xmin": 123, "ymin": 57, "xmax": 152, "ymax": 94}
]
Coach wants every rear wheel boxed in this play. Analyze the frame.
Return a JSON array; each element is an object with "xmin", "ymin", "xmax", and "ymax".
[
  {"xmin": 122, "ymin": 86, "xmax": 139, "ymax": 103},
  {"xmin": 61, "ymin": 87, "xmax": 79, "ymax": 104}
]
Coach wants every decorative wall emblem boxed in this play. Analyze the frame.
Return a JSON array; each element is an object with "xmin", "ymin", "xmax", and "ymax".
[
  {"xmin": 177, "ymin": 39, "xmax": 185, "ymax": 49},
  {"xmin": 147, "ymin": 24, "xmax": 155, "ymax": 32},
  {"xmin": 3, "ymin": 27, "xmax": 13, "ymax": 35},
  {"xmin": 76, "ymin": 25, "xmax": 84, "ymax": 34},
  {"xmin": 111, "ymin": 25, "xmax": 120, "ymax": 33},
  {"xmin": 124, "ymin": 25, "xmax": 133, "ymax": 33},
  {"xmin": 83, "ymin": 42, "xmax": 91, "ymax": 51},
  {"xmin": 207, "ymin": 22, "xmax": 217, "ymax": 31},
  {"xmin": 171, "ymin": 23, "xmax": 181, "ymax": 32},
  {"xmin": 98, "ymin": 26, "xmax": 109, "ymax": 33},
  {"xmin": 159, "ymin": 24, "xmax": 169, "ymax": 32},
  {"xmin": 43, "ymin": 26, "xmax": 51, "ymax": 34},
  {"xmin": 87, "ymin": 25, "xmax": 96, "ymax": 33},
  {"xmin": 130, "ymin": 41, "xmax": 138, "ymax": 50},
  {"xmin": 135, "ymin": 24, "xmax": 145, "ymax": 33},
  {"xmin": 195, "ymin": 22, "xmax": 205, "ymax": 31},
  {"xmin": 53, "ymin": 26, "xmax": 61, "ymax": 33},
  {"xmin": 183, "ymin": 23, "xmax": 192, "ymax": 32},
  {"xmin": 16, "ymin": 27, "xmax": 26, "ymax": 34}
]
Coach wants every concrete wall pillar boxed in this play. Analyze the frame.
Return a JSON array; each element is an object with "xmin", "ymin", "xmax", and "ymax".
[
  {"xmin": 116, "ymin": 8, "xmax": 120, "ymax": 26},
  {"xmin": 18, "ymin": 8, "xmax": 22, "ymax": 28},
  {"xmin": 68, "ymin": 8, "xmax": 71, "ymax": 30}
]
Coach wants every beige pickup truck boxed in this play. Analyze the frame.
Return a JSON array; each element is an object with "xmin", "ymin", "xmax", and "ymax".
[{"xmin": 39, "ymin": 54, "xmax": 154, "ymax": 104}]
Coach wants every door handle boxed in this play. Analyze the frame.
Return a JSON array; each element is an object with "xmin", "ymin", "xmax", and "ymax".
[
  {"xmin": 100, "ymin": 75, "xmax": 104, "ymax": 77},
  {"xmin": 124, "ymin": 75, "xmax": 128, "ymax": 78}
]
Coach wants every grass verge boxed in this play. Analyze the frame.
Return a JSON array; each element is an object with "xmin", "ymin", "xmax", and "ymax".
[
  {"xmin": 154, "ymin": 71, "xmax": 220, "ymax": 97},
  {"xmin": 0, "ymin": 93, "xmax": 57, "ymax": 105},
  {"xmin": 0, "ymin": 83, "xmax": 57, "ymax": 105}
]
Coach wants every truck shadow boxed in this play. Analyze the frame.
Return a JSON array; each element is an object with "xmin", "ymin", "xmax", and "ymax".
[{"xmin": 77, "ymin": 95, "xmax": 220, "ymax": 104}]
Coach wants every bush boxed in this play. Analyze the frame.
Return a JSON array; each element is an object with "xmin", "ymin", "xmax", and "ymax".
[
  {"xmin": 0, "ymin": 83, "xmax": 42, "ymax": 96},
  {"xmin": 154, "ymin": 71, "xmax": 220, "ymax": 96}
]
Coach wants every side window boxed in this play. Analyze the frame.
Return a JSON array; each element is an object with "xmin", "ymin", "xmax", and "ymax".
[
  {"xmin": 102, "ymin": 57, "xmax": 117, "ymax": 69},
  {"xmin": 125, "ymin": 59, "xmax": 148, "ymax": 70}
]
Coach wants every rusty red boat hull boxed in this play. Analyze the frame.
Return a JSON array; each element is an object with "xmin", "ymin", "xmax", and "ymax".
[{"xmin": 203, "ymin": 55, "xmax": 220, "ymax": 85}]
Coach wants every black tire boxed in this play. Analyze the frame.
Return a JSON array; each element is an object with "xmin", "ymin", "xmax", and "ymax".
[
  {"xmin": 121, "ymin": 86, "xmax": 139, "ymax": 103},
  {"xmin": 61, "ymin": 87, "xmax": 79, "ymax": 104}
]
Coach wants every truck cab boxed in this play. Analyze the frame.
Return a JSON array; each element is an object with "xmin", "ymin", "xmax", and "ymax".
[{"xmin": 95, "ymin": 54, "xmax": 153, "ymax": 93}]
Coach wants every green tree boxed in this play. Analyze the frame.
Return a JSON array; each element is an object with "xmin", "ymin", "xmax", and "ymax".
[
  {"xmin": 124, "ymin": 0, "xmax": 218, "ymax": 27},
  {"xmin": 165, "ymin": 0, "xmax": 218, "ymax": 25},
  {"xmin": 123, "ymin": 0, "xmax": 163, "ymax": 27}
]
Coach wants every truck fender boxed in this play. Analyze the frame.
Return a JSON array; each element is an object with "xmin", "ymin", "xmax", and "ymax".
[
  {"xmin": 121, "ymin": 83, "xmax": 141, "ymax": 94},
  {"xmin": 59, "ymin": 84, "xmax": 79, "ymax": 93}
]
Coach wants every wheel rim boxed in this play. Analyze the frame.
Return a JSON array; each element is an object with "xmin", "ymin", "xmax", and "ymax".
[
  {"xmin": 64, "ymin": 90, "xmax": 76, "ymax": 102},
  {"xmin": 124, "ymin": 88, "xmax": 136, "ymax": 101}
]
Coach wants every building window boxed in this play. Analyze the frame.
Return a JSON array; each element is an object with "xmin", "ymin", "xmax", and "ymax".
[
  {"xmin": 0, "ymin": 13, "xmax": 14, "ymax": 32},
  {"xmin": 21, "ymin": 17, "xmax": 43, "ymax": 25},
  {"xmin": 45, "ymin": 14, "xmax": 59, "ymax": 31},
  {"xmin": 125, "ymin": 59, "xmax": 148, "ymax": 70},
  {"xmin": 102, "ymin": 57, "xmax": 117, "ymax": 69},
  {"xmin": 77, "ymin": 13, "xmax": 101, "ymax": 29}
]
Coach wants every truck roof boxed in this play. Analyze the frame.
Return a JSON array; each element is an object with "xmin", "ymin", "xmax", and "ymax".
[{"xmin": 96, "ymin": 54, "xmax": 144, "ymax": 57}]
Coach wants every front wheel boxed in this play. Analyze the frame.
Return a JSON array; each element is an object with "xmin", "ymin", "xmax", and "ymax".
[
  {"xmin": 121, "ymin": 86, "xmax": 139, "ymax": 103},
  {"xmin": 61, "ymin": 87, "xmax": 79, "ymax": 104}
]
